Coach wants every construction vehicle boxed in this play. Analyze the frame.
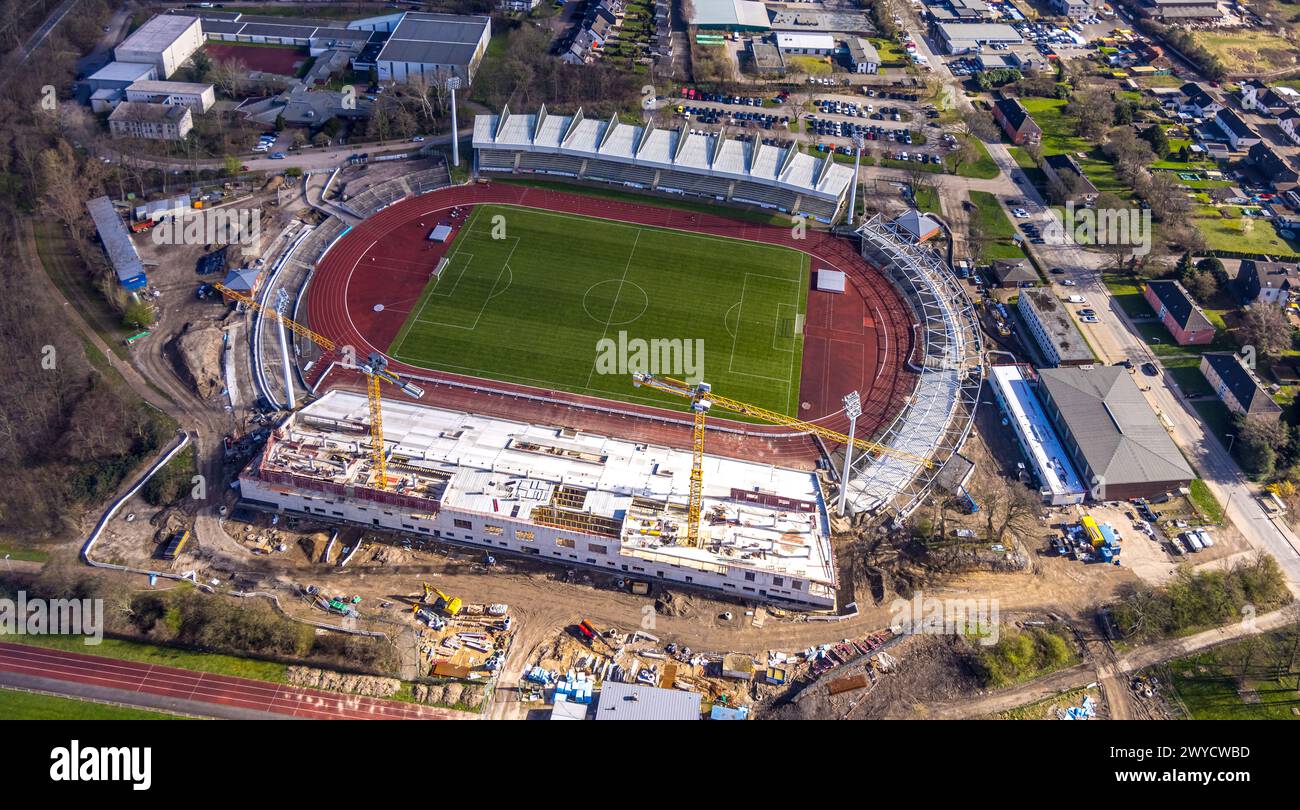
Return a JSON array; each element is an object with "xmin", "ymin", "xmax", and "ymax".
[
  {"xmin": 421, "ymin": 583, "xmax": 462, "ymax": 617},
  {"xmin": 159, "ymin": 529, "xmax": 190, "ymax": 561},
  {"xmin": 631, "ymin": 373, "xmax": 933, "ymax": 547},
  {"xmin": 213, "ymin": 283, "xmax": 425, "ymax": 490},
  {"xmin": 577, "ymin": 619, "xmax": 616, "ymax": 652}
]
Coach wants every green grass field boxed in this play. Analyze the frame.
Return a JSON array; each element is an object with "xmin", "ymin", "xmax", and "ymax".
[
  {"xmin": 0, "ymin": 688, "xmax": 186, "ymax": 720},
  {"xmin": 389, "ymin": 205, "xmax": 810, "ymax": 416}
]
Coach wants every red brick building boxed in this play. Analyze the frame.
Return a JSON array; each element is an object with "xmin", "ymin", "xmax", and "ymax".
[
  {"xmin": 1144, "ymin": 280, "xmax": 1216, "ymax": 345},
  {"xmin": 992, "ymin": 97, "xmax": 1041, "ymax": 146}
]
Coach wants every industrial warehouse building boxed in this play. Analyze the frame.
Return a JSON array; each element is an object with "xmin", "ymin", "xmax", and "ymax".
[
  {"xmin": 238, "ymin": 390, "xmax": 838, "ymax": 609},
  {"xmin": 988, "ymin": 365, "xmax": 1086, "ymax": 505},
  {"xmin": 181, "ymin": 9, "xmax": 489, "ymax": 82},
  {"xmin": 688, "ymin": 0, "xmax": 772, "ymax": 31},
  {"xmin": 933, "ymin": 22, "xmax": 1023, "ymax": 54},
  {"xmin": 472, "ymin": 107, "xmax": 855, "ymax": 223},
  {"xmin": 351, "ymin": 11, "xmax": 491, "ymax": 83},
  {"xmin": 181, "ymin": 10, "xmax": 374, "ymax": 52},
  {"xmin": 114, "ymin": 14, "xmax": 204, "ymax": 78},
  {"xmin": 86, "ymin": 196, "xmax": 147, "ymax": 290},
  {"xmin": 85, "ymin": 61, "xmax": 158, "ymax": 91},
  {"xmin": 1036, "ymin": 367, "xmax": 1195, "ymax": 501}
]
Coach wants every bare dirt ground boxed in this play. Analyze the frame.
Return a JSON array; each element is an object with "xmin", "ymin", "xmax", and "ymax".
[{"xmin": 761, "ymin": 634, "xmax": 981, "ymax": 720}]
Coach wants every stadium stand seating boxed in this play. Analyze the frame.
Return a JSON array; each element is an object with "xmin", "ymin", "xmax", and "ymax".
[{"xmin": 473, "ymin": 108, "xmax": 852, "ymax": 222}]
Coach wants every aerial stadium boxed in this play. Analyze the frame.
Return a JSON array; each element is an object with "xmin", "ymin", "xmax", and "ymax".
[{"xmin": 238, "ymin": 113, "xmax": 983, "ymax": 611}]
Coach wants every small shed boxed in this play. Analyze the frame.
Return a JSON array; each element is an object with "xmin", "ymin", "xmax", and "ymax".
[
  {"xmin": 221, "ymin": 267, "xmax": 263, "ymax": 299},
  {"xmin": 816, "ymin": 268, "xmax": 846, "ymax": 294},
  {"xmin": 549, "ymin": 695, "xmax": 589, "ymax": 720}
]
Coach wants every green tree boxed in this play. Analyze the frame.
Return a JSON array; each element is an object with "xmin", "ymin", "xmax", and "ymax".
[{"xmin": 1140, "ymin": 124, "xmax": 1170, "ymax": 159}]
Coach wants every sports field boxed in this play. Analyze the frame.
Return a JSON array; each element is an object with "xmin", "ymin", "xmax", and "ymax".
[{"xmin": 388, "ymin": 205, "xmax": 810, "ymax": 416}]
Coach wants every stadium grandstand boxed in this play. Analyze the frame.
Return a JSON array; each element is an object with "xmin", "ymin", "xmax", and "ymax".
[
  {"xmin": 844, "ymin": 212, "xmax": 983, "ymax": 517},
  {"xmin": 472, "ymin": 106, "xmax": 856, "ymax": 222}
]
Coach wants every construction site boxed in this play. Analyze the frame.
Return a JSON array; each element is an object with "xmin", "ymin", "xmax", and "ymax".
[{"xmin": 238, "ymin": 389, "xmax": 840, "ymax": 609}]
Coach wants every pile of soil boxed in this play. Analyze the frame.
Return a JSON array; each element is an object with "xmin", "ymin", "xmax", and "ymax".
[
  {"xmin": 655, "ymin": 590, "xmax": 695, "ymax": 618},
  {"xmin": 169, "ymin": 323, "xmax": 225, "ymax": 399},
  {"xmin": 287, "ymin": 666, "xmax": 401, "ymax": 697}
]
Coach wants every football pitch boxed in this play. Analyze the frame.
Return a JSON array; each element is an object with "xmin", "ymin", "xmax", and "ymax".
[{"xmin": 388, "ymin": 205, "xmax": 810, "ymax": 416}]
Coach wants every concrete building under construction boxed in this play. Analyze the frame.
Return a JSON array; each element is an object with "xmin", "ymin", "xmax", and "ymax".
[{"xmin": 238, "ymin": 390, "xmax": 837, "ymax": 608}]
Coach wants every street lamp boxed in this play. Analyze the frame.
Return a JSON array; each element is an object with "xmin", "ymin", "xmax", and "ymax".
[
  {"xmin": 445, "ymin": 76, "xmax": 462, "ymax": 168},
  {"xmin": 1225, "ymin": 433, "xmax": 1236, "ymax": 454},
  {"xmin": 838, "ymin": 391, "xmax": 863, "ymax": 516}
]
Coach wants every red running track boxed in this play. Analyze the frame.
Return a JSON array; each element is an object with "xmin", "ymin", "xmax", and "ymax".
[
  {"xmin": 306, "ymin": 183, "xmax": 917, "ymax": 464},
  {"xmin": 0, "ymin": 642, "xmax": 462, "ymax": 720}
]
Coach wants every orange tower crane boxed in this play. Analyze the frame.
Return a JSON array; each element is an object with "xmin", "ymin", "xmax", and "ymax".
[
  {"xmin": 631, "ymin": 373, "xmax": 932, "ymax": 548},
  {"xmin": 214, "ymin": 282, "xmax": 424, "ymax": 490}
]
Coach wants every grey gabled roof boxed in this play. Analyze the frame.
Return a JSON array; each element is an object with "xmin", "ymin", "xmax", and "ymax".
[
  {"xmin": 595, "ymin": 681, "xmax": 701, "ymax": 720},
  {"xmin": 1038, "ymin": 367, "xmax": 1194, "ymax": 487},
  {"xmin": 1202, "ymin": 353, "xmax": 1281, "ymax": 416}
]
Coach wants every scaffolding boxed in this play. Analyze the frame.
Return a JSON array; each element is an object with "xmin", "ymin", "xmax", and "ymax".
[{"xmin": 844, "ymin": 213, "xmax": 984, "ymax": 519}]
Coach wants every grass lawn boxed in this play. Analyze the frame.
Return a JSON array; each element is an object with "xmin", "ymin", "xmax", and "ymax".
[
  {"xmin": 788, "ymin": 55, "xmax": 832, "ymax": 75},
  {"xmin": 389, "ymin": 204, "xmax": 810, "ymax": 417},
  {"xmin": 1191, "ymin": 206, "xmax": 1300, "ymax": 259},
  {"xmin": 4, "ymin": 635, "xmax": 290, "ymax": 683},
  {"xmin": 1007, "ymin": 145, "xmax": 1047, "ymax": 192},
  {"xmin": 1102, "ymin": 274, "xmax": 1155, "ymax": 319},
  {"xmin": 0, "ymin": 544, "xmax": 49, "ymax": 563},
  {"xmin": 952, "ymin": 138, "xmax": 999, "ymax": 180},
  {"xmin": 1163, "ymin": 356, "xmax": 1214, "ymax": 398},
  {"xmin": 968, "ymin": 190, "xmax": 1026, "ymax": 261},
  {"xmin": 1188, "ymin": 478, "xmax": 1224, "ymax": 525},
  {"xmin": 912, "ymin": 183, "xmax": 941, "ymax": 216},
  {"xmin": 1192, "ymin": 398, "xmax": 1234, "ymax": 451},
  {"xmin": 1189, "ymin": 30, "xmax": 1297, "ymax": 76},
  {"xmin": 33, "ymin": 222, "xmax": 131, "ymax": 362},
  {"xmin": 1164, "ymin": 627, "xmax": 1300, "ymax": 720},
  {"xmin": 0, "ymin": 688, "xmax": 186, "ymax": 720},
  {"xmin": 1019, "ymin": 97, "xmax": 1128, "ymax": 198}
]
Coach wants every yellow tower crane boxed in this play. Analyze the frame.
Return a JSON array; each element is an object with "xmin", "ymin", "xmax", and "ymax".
[
  {"xmin": 214, "ymin": 282, "xmax": 425, "ymax": 491},
  {"xmin": 631, "ymin": 373, "xmax": 933, "ymax": 548}
]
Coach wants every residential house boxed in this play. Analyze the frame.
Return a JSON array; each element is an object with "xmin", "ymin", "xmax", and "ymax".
[
  {"xmin": 1200, "ymin": 352, "xmax": 1282, "ymax": 422},
  {"xmin": 1240, "ymin": 80, "xmax": 1293, "ymax": 117},
  {"xmin": 1143, "ymin": 280, "xmax": 1216, "ymax": 345},
  {"xmin": 1214, "ymin": 109, "xmax": 1260, "ymax": 150},
  {"xmin": 1179, "ymin": 82, "xmax": 1222, "ymax": 118},
  {"xmin": 1235, "ymin": 259, "xmax": 1300, "ymax": 307},
  {"xmin": 1280, "ymin": 108, "xmax": 1300, "ymax": 146},
  {"xmin": 992, "ymin": 97, "xmax": 1041, "ymax": 146},
  {"xmin": 990, "ymin": 259, "xmax": 1038, "ymax": 288},
  {"xmin": 1246, "ymin": 142, "xmax": 1299, "ymax": 194},
  {"xmin": 1043, "ymin": 153, "xmax": 1099, "ymax": 204}
]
